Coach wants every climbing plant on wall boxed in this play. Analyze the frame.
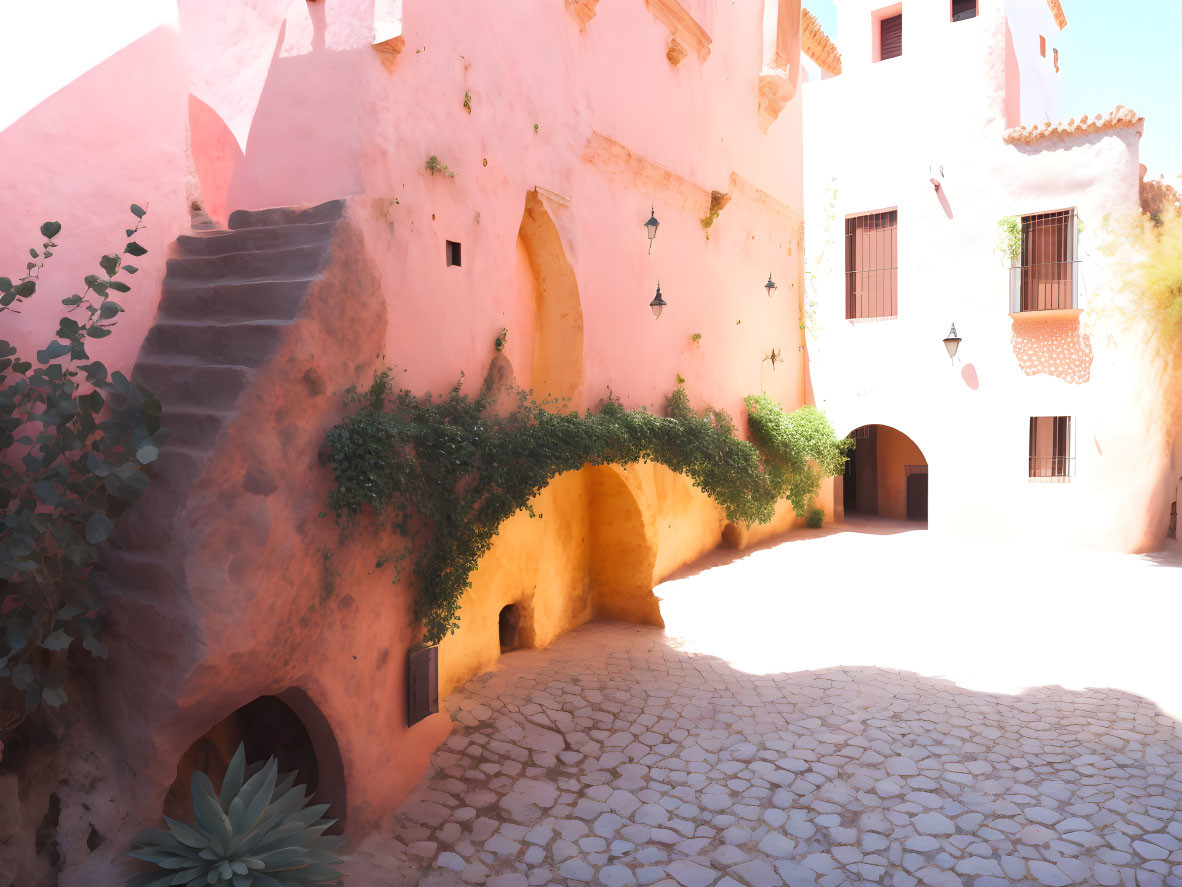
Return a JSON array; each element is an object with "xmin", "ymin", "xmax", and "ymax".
[
  {"xmin": 0, "ymin": 209, "xmax": 166, "ymax": 729},
  {"xmin": 326, "ymin": 367, "xmax": 850, "ymax": 644}
]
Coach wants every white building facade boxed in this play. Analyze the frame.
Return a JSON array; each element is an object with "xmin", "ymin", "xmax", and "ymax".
[{"xmin": 801, "ymin": 0, "xmax": 1175, "ymax": 551}]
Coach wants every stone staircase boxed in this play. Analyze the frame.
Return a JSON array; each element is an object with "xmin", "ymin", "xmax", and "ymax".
[{"xmin": 135, "ymin": 200, "xmax": 345, "ymax": 461}]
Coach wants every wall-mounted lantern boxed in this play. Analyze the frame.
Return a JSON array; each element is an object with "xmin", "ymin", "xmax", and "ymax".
[
  {"xmin": 929, "ymin": 162, "xmax": 944, "ymax": 191},
  {"xmin": 764, "ymin": 272, "xmax": 778, "ymax": 297},
  {"xmin": 943, "ymin": 322, "xmax": 961, "ymax": 363},
  {"xmin": 650, "ymin": 281, "xmax": 666, "ymax": 319},
  {"xmin": 645, "ymin": 206, "xmax": 659, "ymax": 255}
]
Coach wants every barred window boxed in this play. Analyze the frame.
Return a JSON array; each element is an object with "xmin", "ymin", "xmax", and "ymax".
[
  {"xmin": 1029, "ymin": 416, "xmax": 1073, "ymax": 479},
  {"xmin": 845, "ymin": 211, "xmax": 898, "ymax": 319},
  {"xmin": 1015, "ymin": 209, "xmax": 1076, "ymax": 311}
]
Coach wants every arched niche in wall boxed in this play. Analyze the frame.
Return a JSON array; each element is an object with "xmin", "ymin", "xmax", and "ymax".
[
  {"xmin": 163, "ymin": 688, "xmax": 347, "ymax": 831},
  {"xmin": 587, "ymin": 465, "xmax": 661, "ymax": 626},
  {"xmin": 516, "ymin": 191, "xmax": 584, "ymax": 405}
]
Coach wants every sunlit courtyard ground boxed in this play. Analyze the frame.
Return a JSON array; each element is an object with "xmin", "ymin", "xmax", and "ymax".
[{"xmin": 347, "ymin": 520, "xmax": 1182, "ymax": 887}]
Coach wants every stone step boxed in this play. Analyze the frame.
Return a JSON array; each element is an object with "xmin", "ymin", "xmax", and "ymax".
[
  {"xmin": 175, "ymin": 221, "xmax": 338, "ymax": 257},
  {"xmin": 164, "ymin": 243, "xmax": 329, "ymax": 285},
  {"xmin": 112, "ymin": 444, "xmax": 209, "ymax": 553},
  {"xmin": 133, "ymin": 359, "xmax": 256, "ymax": 412},
  {"xmin": 139, "ymin": 319, "xmax": 291, "ymax": 367},
  {"xmin": 157, "ymin": 278, "xmax": 316, "ymax": 322},
  {"xmin": 228, "ymin": 199, "xmax": 346, "ymax": 230},
  {"xmin": 96, "ymin": 548, "xmax": 179, "ymax": 598},
  {"xmin": 158, "ymin": 406, "xmax": 234, "ymax": 450}
]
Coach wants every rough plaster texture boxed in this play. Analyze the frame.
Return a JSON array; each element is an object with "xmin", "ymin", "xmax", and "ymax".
[{"xmin": 3, "ymin": 1, "xmax": 817, "ymax": 883}]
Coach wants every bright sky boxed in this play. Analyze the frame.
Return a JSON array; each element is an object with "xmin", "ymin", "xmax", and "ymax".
[{"xmin": 806, "ymin": 0, "xmax": 1181, "ymax": 179}]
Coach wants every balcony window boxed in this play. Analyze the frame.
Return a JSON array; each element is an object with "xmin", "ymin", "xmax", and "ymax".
[
  {"xmin": 1029, "ymin": 416, "xmax": 1073, "ymax": 480},
  {"xmin": 1010, "ymin": 209, "xmax": 1077, "ymax": 312},
  {"xmin": 845, "ymin": 210, "xmax": 898, "ymax": 319},
  {"xmin": 951, "ymin": 0, "xmax": 976, "ymax": 21}
]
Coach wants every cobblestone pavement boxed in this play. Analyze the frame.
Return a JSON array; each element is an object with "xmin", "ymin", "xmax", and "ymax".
[{"xmin": 350, "ymin": 525, "xmax": 1182, "ymax": 887}]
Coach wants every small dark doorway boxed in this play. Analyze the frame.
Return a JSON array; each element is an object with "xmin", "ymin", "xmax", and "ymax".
[
  {"xmin": 165, "ymin": 693, "xmax": 345, "ymax": 830},
  {"xmin": 498, "ymin": 604, "xmax": 522, "ymax": 653},
  {"xmin": 906, "ymin": 472, "xmax": 929, "ymax": 521}
]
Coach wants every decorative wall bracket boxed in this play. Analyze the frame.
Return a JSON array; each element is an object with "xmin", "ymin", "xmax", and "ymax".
[
  {"xmin": 757, "ymin": 73, "xmax": 794, "ymax": 134},
  {"xmin": 373, "ymin": 0, "xmax": 405, "ymax": 71},
  {"xmin": 758, "ymin": 0, "xmax": 802, "ymax": 132},
  {"xmin": 644, "ymin": 0, "xmax": 711, "ymax": 64},
  {"xmin": 566, "ymin": 0, "xmax": 599, "ymax": 30}
]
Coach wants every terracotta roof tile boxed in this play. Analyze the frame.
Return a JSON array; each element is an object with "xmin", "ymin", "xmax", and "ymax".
[
  {"xmin": 1047, "ymin": 0, "xmax": 1067, "ymax": 30},
  {"xmin": 1003, "ymin": 105, "xmax": 1143, "ymax": 146},
  {"xmin": 802, "ymin": 8, "xmax": 841, "ymax": 76}
]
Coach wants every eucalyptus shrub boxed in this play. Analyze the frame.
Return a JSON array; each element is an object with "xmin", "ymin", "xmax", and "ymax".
[
  {"xmin": 327, "ymin": 373, "xmax": 848, "ymax": 644},
  {"xmin": 0, "ymin": 208, "xmax": 166, "ymax": 728}
]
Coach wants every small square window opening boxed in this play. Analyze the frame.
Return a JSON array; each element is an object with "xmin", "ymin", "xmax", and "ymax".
[
  {"xmin": 446, "ymin": 240, "xmax": 461, "ymax": 267},
  {"xmin": 951, "ymin": 0, "xmax": 976, "ymax": 22}
]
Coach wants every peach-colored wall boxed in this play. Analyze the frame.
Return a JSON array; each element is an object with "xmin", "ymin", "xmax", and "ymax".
[{"xmin": 805, "ymin": 2, "xmax": 1167, "ymax": 552}]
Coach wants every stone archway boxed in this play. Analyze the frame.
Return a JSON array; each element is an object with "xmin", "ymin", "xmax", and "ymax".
[
  {"xmin": 587, "ymin": 466, "xmax": 661, "ymax": 626},
  {"xmin": 516, "ymin": 191, "xmax": 584, "ymax": 404},
  {"xmin": 164, "ymin": 689, "xmax": 347, "ymax": 829},
  {"xmin": 843, "ymin": 424, "xmax": 928, "ymax": 521}
]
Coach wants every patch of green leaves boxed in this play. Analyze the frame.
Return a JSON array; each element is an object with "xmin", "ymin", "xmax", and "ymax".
[
  {"xmin": 327, "ymin": 376, "xmax": 848, "ymax": 644},
  {"xmin": 0, "ymin": 206, "xmax": 166, "ymax": 730},
  {"xmin": 128, "ymin": 743, "xmax": 343, "ymax": 886}
]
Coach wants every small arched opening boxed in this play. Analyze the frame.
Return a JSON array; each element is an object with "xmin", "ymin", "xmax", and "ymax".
[
  {"xmin": 843, "ymin": 424, "xmax": 928, "ymax": 522},
  {"xmin": 498, "ymin": 603, "xmax": 523, "ymax": 653},
  {"xmin": 164, "ymin": 690, "xmax": 347, "ymax": 830}
]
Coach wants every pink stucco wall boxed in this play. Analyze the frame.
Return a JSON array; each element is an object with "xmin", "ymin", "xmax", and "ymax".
[
  {"xmin": 2, "ymin": 2, "xmax": 810, "ymax": 883},
  {"xmin": 3, "ymin": 0, "xmax": 805, "ymax": 422}
]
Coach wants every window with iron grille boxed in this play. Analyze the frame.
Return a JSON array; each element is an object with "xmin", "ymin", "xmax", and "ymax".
[
  {"xmin": 845, "ymin": 211, "xmax": 898, "ymax": 319},
  {"xmin": 880, "ymin": 13, "xmax": 903, "ymax": 60},
  {"xmin": 1012, "ymin": 209, "xmax": 1077, "ymax": 311},
  {"xmin": 1028, "ymin": 416, "xmax": 1073, "ymax": 479},
  {"xmin": 951, "ymin": 0, "xmax": 976, "ymax": 21}
]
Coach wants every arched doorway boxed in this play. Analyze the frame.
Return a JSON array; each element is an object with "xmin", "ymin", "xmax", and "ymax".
[
  {"xmin": 164, "ymin": 690, "xmax": 347, "ymax": 829},
  {"xmin": 843, "ymin": 424, "xmax": 928, "ymax": 522}
]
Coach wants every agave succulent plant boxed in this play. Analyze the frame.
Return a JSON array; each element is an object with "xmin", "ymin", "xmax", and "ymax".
[{"xmin": 128, "ymin": 743, "xmax": 344, "ymax": 886}]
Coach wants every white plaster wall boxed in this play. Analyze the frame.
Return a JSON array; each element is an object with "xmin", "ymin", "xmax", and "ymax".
[{"xmin": 803, "ymin": 4, "xmax": 1167, "ymax": 552}]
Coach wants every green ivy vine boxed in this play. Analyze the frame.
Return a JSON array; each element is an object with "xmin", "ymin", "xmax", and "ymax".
[{"xmin": 326, "ymin": 373, "xmax": 850, "ymax": 644}]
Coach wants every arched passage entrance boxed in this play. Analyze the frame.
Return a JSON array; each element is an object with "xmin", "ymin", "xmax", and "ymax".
[
  {"xmin": 843, "ymin": 424, "xmax": 928, "ymax": 521},
  {"xmin": 587, "ymin": 466, "xmax": 661, "ymax": 626}
]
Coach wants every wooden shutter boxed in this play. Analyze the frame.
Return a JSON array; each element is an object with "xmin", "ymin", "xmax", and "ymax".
[
  {"xmin": 1029, "ymin": 416, "xmax": 1071, "ymax": 478},
  {"xmin": 407, "ymin": 644, "xmax": 439, "ymax": 726},
  {"xmin": 1020, "ymin": 210, "xmax": 1074, "ymax": 311},
  {"xmin": 845, "ymin": 211, "xmax": 898, "ymax": 319},
  {"xmin": 880, "ymin": 14, "xmax": 902, "ymax": 60},
  {"xmin": 951, "ymin": 0, "xmax": 976, "ymax": 21}
]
